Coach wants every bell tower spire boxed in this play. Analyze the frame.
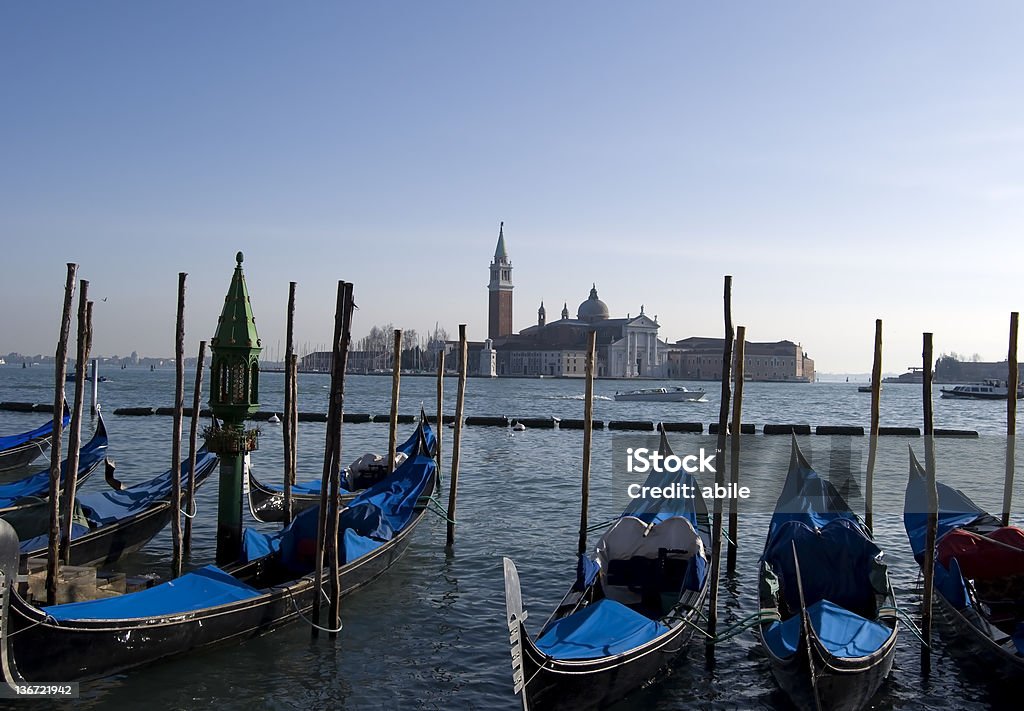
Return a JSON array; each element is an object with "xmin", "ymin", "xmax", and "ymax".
[{"xmin": 488, "ymin": 221, "xmax": 513, "ymax": 338}]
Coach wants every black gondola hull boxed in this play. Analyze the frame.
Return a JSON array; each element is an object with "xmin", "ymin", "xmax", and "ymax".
[
  {"xmin": 247, "ymin": 474, "xmax": 355, "ymax": 523},
  {"xmin": 516, "ymin": 617, "xmax": 700, "ymax": 711},
  {"xmin": 6, "ymin": 499, "xmax": 423, "ymax": 682},
  {"xmin": 760, "ymin": 621, "xmax": 898, "ymax": 711},
  {"xmin": 0, "ymin": 438, "xmax": 50, "ymax": 478},
  {"xmin": 19, "ymin": 455, "xmax": 217, "ymax": 568},
  {"xmin": 932, "ymin": 585, "xmax": 1024, "ymax": 678}
]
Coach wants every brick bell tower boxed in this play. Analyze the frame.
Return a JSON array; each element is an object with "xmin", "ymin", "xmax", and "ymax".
[{"xmin": 488, "ymin": 221, "xmax": 513, "ymax": 339}]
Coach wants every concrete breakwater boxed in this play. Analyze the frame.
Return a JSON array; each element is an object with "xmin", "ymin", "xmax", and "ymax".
[{"xmin": 0, "ymin": 401, "xmax": 980, "ymax": 436}]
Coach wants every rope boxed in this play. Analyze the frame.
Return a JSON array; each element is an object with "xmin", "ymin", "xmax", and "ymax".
[
  {"xmin": 7, "ymin": 612, "xmax": 57, "ymax": 638},
  {"xmin": 287, "ymin": 589, "xmax": 343, "ymax": 634},
  {"xmin": 180, "ymin": 495, "xmax": 198, "ymax": 519},
  {"xmin": 878, "ymin": 605, "xmax": 931, "ymax": 649},
  {"xmin": 426, "ymin": 497, "xmax": 456, "ymax": 524},
  {"xmin": 586, "ymin": 517, "xmax": 618, "ymax": 533}
]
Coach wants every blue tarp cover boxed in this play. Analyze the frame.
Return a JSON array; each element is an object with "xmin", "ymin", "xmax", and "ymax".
[
  {"xmin": 0, "ymin": 424, "xmax": 107, "ymax": 508},
  {"xmin": 43, "ymin": 565, "xmax": 261, "ymax": 621},
  {"xmin": 766, "ymin": 442, "xmax": 859, "ymax": 543},
  {"xmin": 535, "ymin": 598, "xmax": 670, "ymax": 660},
  {"xmin": 79, "ymin": 451, "xmax": 218, "ymax": 525},
  {"xmin": 764, "ymin": 518, "xmax": 881, "ymax": 616},
  {"xmin": 242, "ymin": 451, "xmax": 436, "ymax": 571},
  {"xmin": 903, "ymin": 454, "xmax": 994, "ymax": 563},
  {"xmin": 763, "ymin": 599, "xmax": 892, "ymax": 659},
  {"xmin": 1013, "ymin": 623, "xmax": 1024, "ymax": 656},
  {"xmin": 935, "ymin": 558, "xmax": 969, "ymax": 610},
  {"xmin": 19, "ymin": 523, "xmax": 89, "ymax": 553},
  {"xmin": 260, "ymin": 420, "xmax": 435, "ymax": 495},
  {"xmin": 0, "ymin": 409, "xmax": 69, "ymax": 452}
]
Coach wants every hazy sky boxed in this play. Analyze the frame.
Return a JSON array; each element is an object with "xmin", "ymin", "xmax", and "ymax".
[{"xmin": 2, "ymin": 2, "xmax": 1022, "ymax": 373}]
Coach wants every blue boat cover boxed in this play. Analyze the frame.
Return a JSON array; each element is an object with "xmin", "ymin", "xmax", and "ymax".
[
  {"xmin": 764, "ymin": 518, "xmax": 882, "ymax": 616},
  {"xmin": 573, "ymin": 555, "xmax": 602, "ymax": 591},
  {"xmin": 43, "ymin": 565, "xmax": 261, "ymax": 621},
  {"xmin": 1014, "ymin": 623, "xmax": 1024, "ymax": 656},
  {"xmin": 19, "ymin": 523, "xmax": 90, "ymax": 553},
  {"xmin": 766, "ymin": 440, "xmax": 859, "ymax": 543},
  {"xmin": 0, "ymin": 423, "xmax": 107, "ymax": 508},
  {"xmin": 242, "ymin": 451, "xmax": 436, "ymax": 571},
  {"xmin": 763, "ymin": 599, "xmax": 892, "ymax": 659},
  {"xmin": 935, "ymin": 558, "xmax": 969, "ymax": 610},
  {"xmin": 535, "ymin": 598, "xmax": 670, "ymax": 660},
  {"xmin": 78, "ymin": 451, "xmax": 218, "ymax": 525},
  {"xmin": 903, "ymin": 450, "xmax": 995, "ymax": 563},
  {"xmin": 0, "ymin": 408, "xmax": 70, "ymax": 452},
  {"xmin": 259, "ymin": 420, "xmax": 435, "ymax": 495}
]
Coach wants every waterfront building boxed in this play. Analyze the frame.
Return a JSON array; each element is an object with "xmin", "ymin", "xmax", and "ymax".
[{"xmin": 666, "ymin": 337, "xmax": 815, "ymax": 382}]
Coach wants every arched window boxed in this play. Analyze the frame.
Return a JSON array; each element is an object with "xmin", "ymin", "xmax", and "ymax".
[
  {"xmin": 250, "ymin": 361, "xmax": 259, "ymax": 402},
  {"xmin": 219, "ymin": 362, "xmax": 230, "ymax": 402}
]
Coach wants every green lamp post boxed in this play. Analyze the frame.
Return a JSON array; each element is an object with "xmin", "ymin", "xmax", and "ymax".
[{"xmin": 206, "ymin": 251, "xmax": 262, "ymax": 564}]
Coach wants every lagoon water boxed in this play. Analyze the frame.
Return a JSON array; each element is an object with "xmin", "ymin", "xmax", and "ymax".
[{"xmin": 1, "ymin": 366, "xmax": 1021, "ymax": 710}]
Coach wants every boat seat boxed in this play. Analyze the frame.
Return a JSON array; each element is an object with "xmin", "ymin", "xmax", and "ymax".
[{"xmin": 596, "ymin": 516, "xmax": 703, "ymax": 611}]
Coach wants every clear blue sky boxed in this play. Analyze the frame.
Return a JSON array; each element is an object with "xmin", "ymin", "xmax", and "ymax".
[{"xmin": 2, "ymin": 2, "xmax": 1022, "ymax": 373}]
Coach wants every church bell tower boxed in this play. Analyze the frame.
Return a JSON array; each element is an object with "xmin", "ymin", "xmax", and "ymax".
[{"xmin": 488, "ymin": 222, "xmax": 513, "ymax": 339}]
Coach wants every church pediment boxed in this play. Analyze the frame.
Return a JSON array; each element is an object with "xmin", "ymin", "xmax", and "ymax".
[{"xmin": 626, "ymin": 315, "xmax": 658, "ymax": 329}]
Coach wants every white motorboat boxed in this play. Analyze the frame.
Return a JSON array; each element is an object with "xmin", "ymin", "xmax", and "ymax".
[
  {"xmin": 613, "ymin": 386, "xmax": 706, "ymax": 402},
  {"xmin": 940, "ymin": 379, "xmax": 1024, "ymax": 400}
]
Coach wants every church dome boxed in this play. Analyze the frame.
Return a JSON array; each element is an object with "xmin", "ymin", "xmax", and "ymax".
[{"xmin": 577, "ymin": 284, "xmax": 610, "ymax": 322}]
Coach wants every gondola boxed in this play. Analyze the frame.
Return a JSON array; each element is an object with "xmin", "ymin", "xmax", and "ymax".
[
  {"xmin": 758, "ymin": 436, "xmax": 899, "ymax": 711},
  {"xmin": 903, "ymin": 449, "xmax": 1024, "ymax": 677},
  {"xmin": 503, "ymin": 431, "xmax": 711, "ymax": 710},
  {"xmin": 247, "ymin": 415, "xmax": 436, "ymax": 523},
  {"xmin": 15, "ymin": 443, "xmax": 219, "ymax": 568},
  {"xmin": 0, "ymin": 421, "xmax": 437, "ymax": 683},
  {"xmin": 0, "ymin": 415, "xmax": 108, "ymax": 519},
  {"xmin": 0, "ymin": 405, "xmax": 70, "ymax": 476}
]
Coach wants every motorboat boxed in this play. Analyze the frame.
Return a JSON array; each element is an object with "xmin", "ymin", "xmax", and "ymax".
[
  {"xmin": 613, "ymin": 386, "xmax": 706, "ymax": 402},
  {"xmin": 940, "ymin": 379, "xmax": 1024, "ymax": 400}
]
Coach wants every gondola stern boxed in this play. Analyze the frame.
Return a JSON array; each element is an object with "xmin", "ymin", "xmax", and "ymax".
[
  {"xmin": 503, "ymin": 557, "xmax": 533, "ymax": 708},
  {"xmin": 0, "ymin": 518, "xmax": 25, "ymax": 687}
]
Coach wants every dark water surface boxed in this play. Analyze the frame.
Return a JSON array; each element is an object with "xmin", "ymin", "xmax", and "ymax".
[{"xmin": 0, "ymin": 367, "xmax": 1021, "ymax": 710}]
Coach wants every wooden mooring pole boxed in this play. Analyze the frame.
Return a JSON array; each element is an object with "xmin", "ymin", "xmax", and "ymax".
[
  {"xmin": 283, "ymin": 282, "xmax": 297, "ymax": 524},
  {"xmin": 707, "ymin": 275, "xmax": 734, "ymax": 661},
  {"xmin": 445, "ymin": 325, "xmax": 468, "ymax": 549},
  {"xmin": 312, "ymin": 281, "xmax": 353, "ymax": 638},
  {"xmin": 577, "ymin": 330, "xmax": 597, "ymax": 559},
  {"xmin": 170, "ymin": 273, "xmax": 186, "ymax": 578},
  {"xmin": 1003, "ymin": 312, "xmax": 1019, "ymax": 527},
  {"xmin": 328, "ymin": 284, "xmax": 354, "ymax": 639},
  {"xmin": 436, "ymin": 350, "xmax": 445, "ymax": 474},
  {"xmin": 289, "ymin": 353, "xmax": 298, "ymax": 510},
  {"xmin": 60, "ymin": 279, "xmax": 90, "ymax": 564},
  {"xmin": 388, "ymin": 329, "xmax": 403, "ymax": 472},
  {"xmin": 184, "ymin": 340, "xmax": 206, "ymax": 558},
  {"xmin": 47, "ymin": 263, "xmax": 77, "ymax": 606},
  {"xmin": 865, "ymin": 319, "xmax": 883, "ymax": 532},
  {"xmin": 726, "ymin": 324, "xmax": 745, "ymax": 575},
  {"xmin": 921, "ymin": 332, "xmax": 938, "ymax": 671}
]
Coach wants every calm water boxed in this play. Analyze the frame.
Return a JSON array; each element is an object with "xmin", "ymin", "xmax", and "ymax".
[{"xmin": 0, "ymin": 366, "xmax": 1021, "ymax": 710}]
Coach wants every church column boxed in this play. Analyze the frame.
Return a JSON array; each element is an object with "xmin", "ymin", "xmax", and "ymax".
[{"xmin": 629, "ymin": 331, "xmax": 636, "ymax": 377}]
